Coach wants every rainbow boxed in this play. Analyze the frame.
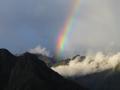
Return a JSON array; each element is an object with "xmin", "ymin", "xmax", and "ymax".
[{"xmin": 56, "ymin": 0, "xmax": 81, "ymax": 58}]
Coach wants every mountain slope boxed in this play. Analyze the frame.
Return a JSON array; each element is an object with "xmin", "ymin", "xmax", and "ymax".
[{"xmin": 0, "ymin": 49, "xmax": 87, "ymax": 90}]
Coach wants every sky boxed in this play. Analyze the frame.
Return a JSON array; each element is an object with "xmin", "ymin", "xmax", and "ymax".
[{"xmin": 0, "ymin": 0, "xmax": 120, "ymax": 57}]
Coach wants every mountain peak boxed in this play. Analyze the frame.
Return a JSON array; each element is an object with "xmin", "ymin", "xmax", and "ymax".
[
  {"xmin": 0, "ymin": 48, "xmax": 87, "ymax": 90},
  {"xmin": 72, "ymin": 55, "xmax": 81, "ymax": 60},
  {"xmin": 0, "ymin": 48, "xmax": 14, "ymax": 57}
]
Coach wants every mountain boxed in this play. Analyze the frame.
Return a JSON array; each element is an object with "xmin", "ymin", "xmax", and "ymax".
[
  {"xmin": 32, "ymin": 53, "xmax": 56, "ymax": 67},
  {"xmin": 31, "ymin": 53, "xmax": 85, "ymax": 67},
  {"xmin": 53, "ymin": 55, "xmax": 86, "ymax": 67},
  {"xmin": 0, "ymin": 49, "xmax": 87, "ymax": 90},
  {"xmin": 0, "ymin": 49, "xmax": 17, "ymax": 90}
]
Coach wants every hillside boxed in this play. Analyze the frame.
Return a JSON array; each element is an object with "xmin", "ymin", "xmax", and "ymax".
[{"xmin": 0, "ymin": 49, "xmax": 87, "ymax": 90}]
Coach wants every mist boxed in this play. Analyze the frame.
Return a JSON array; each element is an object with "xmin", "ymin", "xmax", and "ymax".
[
  {"xmin": 29, "ymin": 45, "xmax": 50, "ymax": 56},
  {"xmin": 52, "ymin": 52, "xmax": 120, "ymax": 77}
]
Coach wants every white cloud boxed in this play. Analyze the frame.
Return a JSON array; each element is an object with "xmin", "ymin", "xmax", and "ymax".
[
  {"xmin": 29, "ymin": 45, "xmax": 50, "ymax": 56},
  {"xmin": 52, "ymin": 52, "xmax": 120, "ymax": 77}
]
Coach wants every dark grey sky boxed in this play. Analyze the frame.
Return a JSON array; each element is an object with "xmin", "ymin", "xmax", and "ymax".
[
  {"xmin": 0, "ymin": 0, "xmax": 120, "ymax": 57},
  {"xmin": 0, "ymin": 0, "xmax": 72, "ymax": 54}
]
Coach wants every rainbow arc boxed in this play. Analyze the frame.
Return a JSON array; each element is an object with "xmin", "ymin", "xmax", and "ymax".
[{"xmin": 56, "ymin": 0, "xmax": 81, "ymax": 58}]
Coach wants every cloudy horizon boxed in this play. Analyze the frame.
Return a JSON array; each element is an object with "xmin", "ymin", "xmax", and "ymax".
[{"xmin": 0, "ymin": 0, "xmax": 120, "ymax": 57}]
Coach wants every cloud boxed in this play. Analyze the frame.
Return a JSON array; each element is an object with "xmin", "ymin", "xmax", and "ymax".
[
  {"xmin": 52, "ymin": 52, "xmax": 120, "ymax": 77},
  {"xmin": 29, "ymin": 45, "xmax": 50, "ymax": 56}
]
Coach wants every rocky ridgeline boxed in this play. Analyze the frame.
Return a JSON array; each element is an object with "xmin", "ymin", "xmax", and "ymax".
[{"xmin": 0, "ymin": 49, "xmax": 87, "ymax": 90}]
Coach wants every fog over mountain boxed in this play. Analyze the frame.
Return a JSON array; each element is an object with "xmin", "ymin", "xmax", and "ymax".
[
  {"xmin": 1, "ymin": 48, "xmax": 120, "ymax": 90},
  {"xmin": 29, "ymin": 45, "xmax": 50, "ymax": 57},
  {"xmin": 27, "ymin": 46, "xmax": 120, "ymax": 89},
  {"xmin": 52, "ymin": 52, "xmax": 120, "ymax": 76},
  {"xmin": 52, "ymin": 52, "xmax": 120, "ymax": 90}
]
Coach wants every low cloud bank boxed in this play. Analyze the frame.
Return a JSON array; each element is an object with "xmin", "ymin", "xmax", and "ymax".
[{"xmin": 52, "ymin": 52, "xmax": 120, "ymax": 77}]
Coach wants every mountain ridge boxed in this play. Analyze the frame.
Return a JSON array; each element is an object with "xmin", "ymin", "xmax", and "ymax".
[{"xmin": 0, "ymin": 48, "xmax": 87, "ymax": 90}]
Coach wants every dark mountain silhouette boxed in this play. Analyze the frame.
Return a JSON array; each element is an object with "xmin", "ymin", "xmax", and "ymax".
[
  {"xmin": 0, "ymin": 49, "xmax": 87, "ymax": 90},
  {"xmin": 0, "ymin": 49, "xmax": 17, "ymax": 90},
  {"xmin": 72, "ymin": 55, "xmax": 86, "ymax": 60},
  {"xmin": 68, "ymin": 68, "xmax": 120, "ymax": 90},
  {"xmin": 70, "ymin": 69, "xmax": 111, "ymax": 90},
  {"xmin": 33, "ymin": 53, "xmax": 56, "ymax": 67}
]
